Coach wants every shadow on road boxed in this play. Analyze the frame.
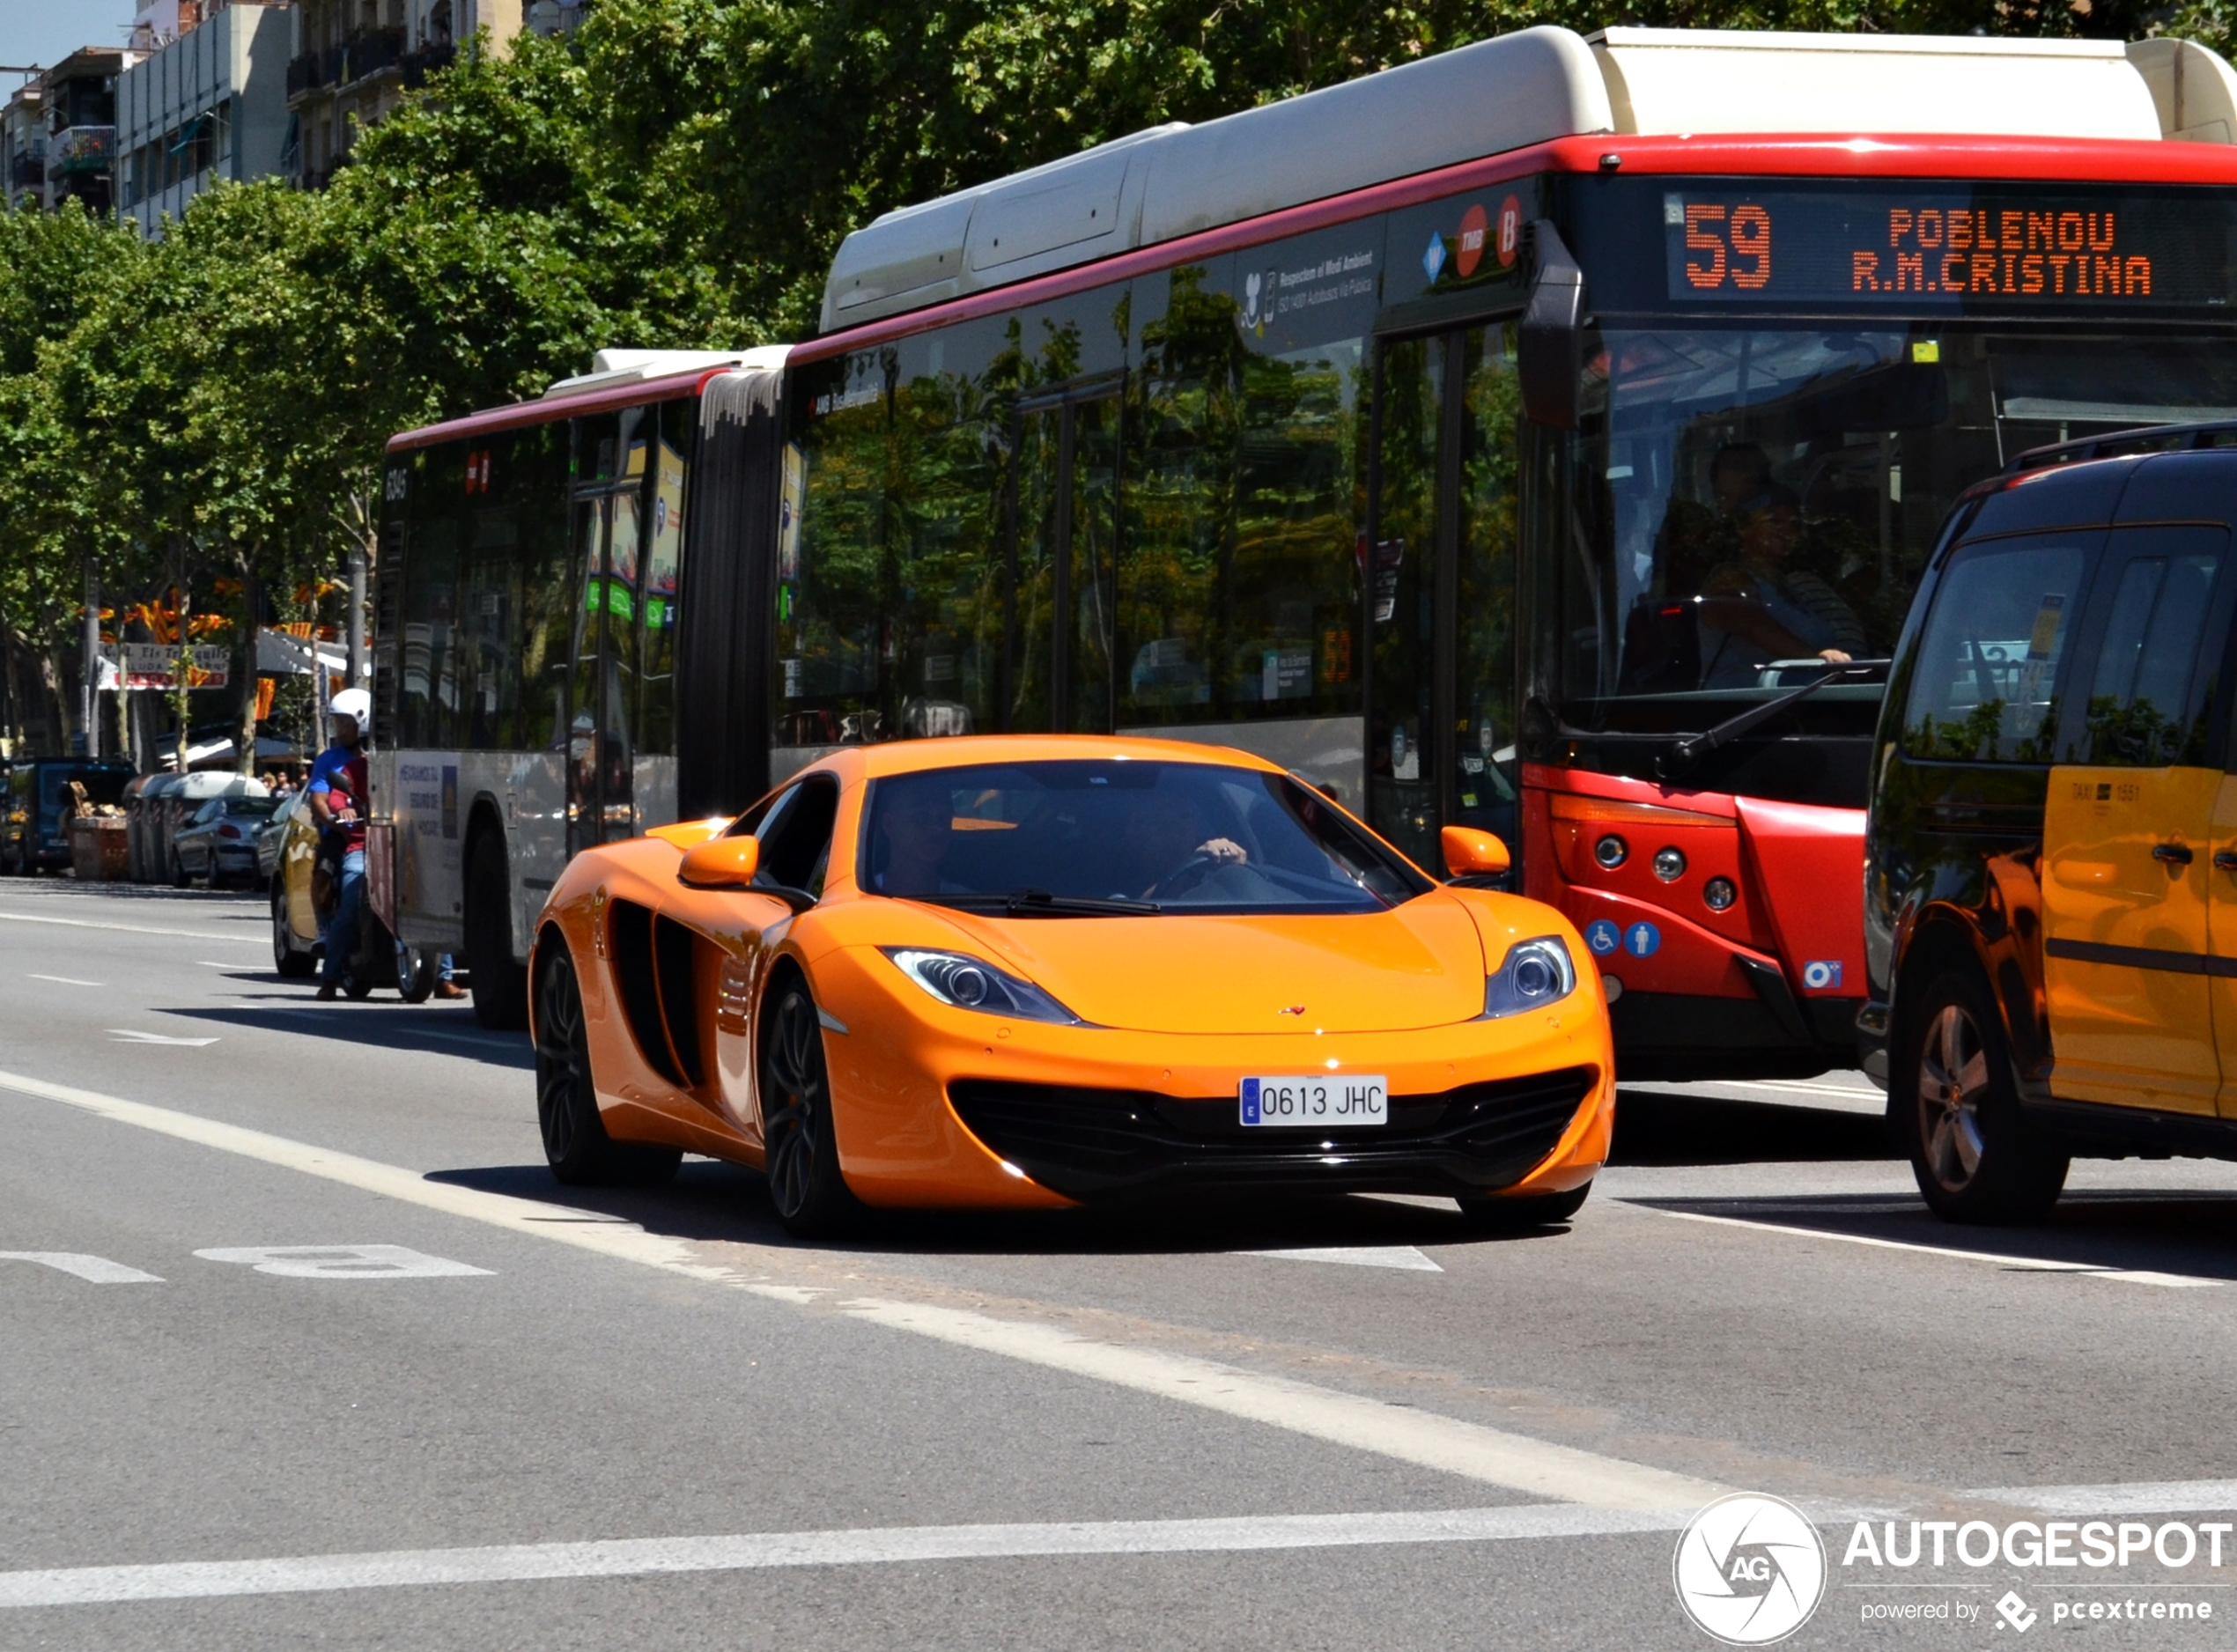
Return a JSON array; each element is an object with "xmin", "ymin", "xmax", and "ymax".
[
  {"xmin": 1611, "ymin": 1087, "xmax": 1895, "ymax": 1165},
  {"xmin": 1634, "ymin": 1188, "xmax": 2237, "ymax": 1282},
  {"xmin": 425, "ymin": 1158, "xmax": 1578, "ymax": 1258},
  {"xmin": 153, "ymin": 1000, "xmax": 533, "ymax": 1069}
]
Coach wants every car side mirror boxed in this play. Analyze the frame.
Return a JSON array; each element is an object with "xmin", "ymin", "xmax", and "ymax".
[
  {"xmin": 678, "ymin": 835, "xmax": 760, "ymax": 889},
  {"xmin": 1442, "ymin": 825, "xmax": 1511, "ymax": 881}
]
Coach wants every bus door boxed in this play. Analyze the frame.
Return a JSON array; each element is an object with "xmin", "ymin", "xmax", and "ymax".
[
  {"xmin": 1010, "ymin": 387, "xmax": 1119, "ymax": 734},
  {"xmin": 570, "ymin": 413, "xmax": 650, "ymax": 852},
  {"xmin": 2043, "ymin": 527, "xmax": 2231, "ymax": 1116},
  {"xmin": 1370, "ymin": 321, "xmax": 1521, "ymax": 874}
]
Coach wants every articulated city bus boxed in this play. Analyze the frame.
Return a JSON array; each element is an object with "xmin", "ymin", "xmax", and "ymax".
[{"xmin": 374, "ymin": 26, "xmax": 2237, "ymax": 1073}]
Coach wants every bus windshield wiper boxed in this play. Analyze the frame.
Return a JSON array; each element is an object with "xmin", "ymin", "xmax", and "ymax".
[
  {"xmin": 1003, "ymin": 889, "xmax": 1162, "ymax": 918},
  {"xmin": 1657, "ymin": 660, "xmax": 1891, "ymax": 779}
]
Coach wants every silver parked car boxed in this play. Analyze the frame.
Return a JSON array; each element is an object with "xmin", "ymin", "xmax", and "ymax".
[{"xmin": 173, "ymin": 795, "xmax": 280, "ymax": 889}]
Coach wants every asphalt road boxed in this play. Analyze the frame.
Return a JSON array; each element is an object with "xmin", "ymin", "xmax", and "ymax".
[{"xmin": 7, "ymin": 877, "xmax": 2237, "ymax": 1650}]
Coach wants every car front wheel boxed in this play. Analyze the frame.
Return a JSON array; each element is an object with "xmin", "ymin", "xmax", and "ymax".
[
  {"xmin": 271, "ymin": 881, "xmax": 314, "ymax": 977},
  {"xmin": 760, "ymin": 977, "xmax": 862, "ymax": 1239},
  {"xmin": 1901, "ymin": 967, "xmax": 2068, "ymax": 1225}
]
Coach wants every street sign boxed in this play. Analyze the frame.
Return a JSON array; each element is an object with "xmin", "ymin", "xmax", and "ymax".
[{"xmin": 114, "ymin": 644, "xmax": 230, "ymax": 690}]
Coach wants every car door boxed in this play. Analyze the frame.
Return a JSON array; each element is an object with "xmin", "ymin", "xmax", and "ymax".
[
  {"xmin": 2042, "ymin": 525, "xmax": 2233, "ymax": 1116},
  {"xmin": 703, "ymin": 776, "xmax": 842, "ymax": 1148}
]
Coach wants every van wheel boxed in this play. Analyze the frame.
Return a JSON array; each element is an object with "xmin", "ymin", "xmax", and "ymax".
[
  {"xmin": 272, "ymin": 881, "xmax": 314, "ymax": 977},
  {"xmin": 535, "ymin": 945, "xmax": 679, "ymax": 1186},
  {"xmin": 466, "ymin": 833, "xmax": 528, "ymax": 1030},
  {"xmin": 1901, "ymin": 968, "xmax": 2068, "ymax": 1224}
]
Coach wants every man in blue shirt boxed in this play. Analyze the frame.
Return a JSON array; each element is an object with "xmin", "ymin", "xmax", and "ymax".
[{"xmin": 308, "ymin": 689, "xmax": 372, "ymax": 1001}]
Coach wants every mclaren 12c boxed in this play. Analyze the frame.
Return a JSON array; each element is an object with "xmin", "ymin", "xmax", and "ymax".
[{"xmin": 528, "ymin": 736, "xmax": 1616, "ymax": 1235}]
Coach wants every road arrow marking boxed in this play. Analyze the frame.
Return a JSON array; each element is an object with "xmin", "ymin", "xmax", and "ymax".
[
  {"xmin": 107, "ymin": 1030, "xmax": 220, "ymax": 1046},
  {"xmin": 0, "ymin": 1251, "xmax": 164, "ymax": 1283},
  {"xmin": 26, "ymin": 974, "xmax": 102, "ymax": 986},
  {"xmin": 1238, "ymin": 1245, "xmax": 1443, "ymax": 1272}
]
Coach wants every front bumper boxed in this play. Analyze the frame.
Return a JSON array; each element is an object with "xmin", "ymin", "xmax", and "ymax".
[{"xmin": 809, "ymin": 944, "xmax": 1615, "ymax": 1210}]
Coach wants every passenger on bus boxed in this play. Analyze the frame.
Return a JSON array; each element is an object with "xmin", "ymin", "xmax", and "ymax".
[{"xmin": 1698, "ymin": 481, "xmax": 1868, "ymax": 689}]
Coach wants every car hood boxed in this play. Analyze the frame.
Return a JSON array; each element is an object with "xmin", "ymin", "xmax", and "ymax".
[{"xmin": 930, "ymin": 897, "xmax": 1490, "ymax": 1034}]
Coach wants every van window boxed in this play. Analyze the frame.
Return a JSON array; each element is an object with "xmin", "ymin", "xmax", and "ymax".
[
  {"xmin": 2075, "ymin": 527, "xmax": 2227, "ymax": 768},
  {"xmin": 1901, "ymin": 533, "xmax": 2092, "ymax": 763}
]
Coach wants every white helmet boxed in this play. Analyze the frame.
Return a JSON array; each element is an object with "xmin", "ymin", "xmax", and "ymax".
[{"xmin": 329, "ymin": 688, "xmax": 372, "ymax": 725}]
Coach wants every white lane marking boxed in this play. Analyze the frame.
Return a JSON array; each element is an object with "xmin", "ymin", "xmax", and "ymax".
[
  {"xmin": 0, "ymin": 911, "xmax": 260, "ymax": 943},
  {"xmin": 1964, "ymin": 1480, "xmax": 2237, "ymax": 1515},
  {"xmin": 0, "ymin": 1504, "xmax": 1687, "ymax": 1609},
  {"xmin": 0, "ymin": 1251, "xmax": 164, "ymax": 1284},
  {"xmin": 26, "ymin": 974, "xmax": 102, "ymax": 987},
  {"xmin": 1238, "ymin": 1245, "xmax": 1443, "ymax": 1272},
  {"xmin": 107, "ymin": 1030, "xmax": 220, "ymax": 1047},
  {"xmin": 1637, "ymin": 1206, "xmax": 2224, "ymax": 1288},
  {"xmin": 196, "ymin": 1245, "xmax": 493, "ymax": 1280},
  {"xmin": 0, "ymin": 1066, "xmax": 1722, "ymax": 1511},
  {"xmin": 831, "ymin": 1295, "xmax": 1710, "ymax": 1510}
]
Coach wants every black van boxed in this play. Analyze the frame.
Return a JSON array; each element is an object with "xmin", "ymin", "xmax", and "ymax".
[{"xmin": 1864, "ymin": 421, "xmax": 2237, "ymax": 1222}]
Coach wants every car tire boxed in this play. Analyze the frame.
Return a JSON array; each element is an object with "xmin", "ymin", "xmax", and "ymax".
[
  {"xmin": 1900, "ymin": 966, "xmax": 2069, "ymax": 1225},
  {"xmin": 760, "ymin": 976, "xmax": 863, "ymax": 1239},
  {"xmin": 466, "ymin": 833, "xmax": 528, "ymax": 1031},
  {"xmin": 172, "ymin": 853, "xmax": 192, "ymax": 889},
  {"xmin": 272, "ymin": 881, "xmax": 315, "ymax": 978},
  {"xmin": 396, "ymin": 944, "xmax": 437, "ymax": 1004},
  {"xmin": 1455, "ymin": 1181, "xmax": 1591, "ymax": 1231},
  {"xmin": 534, "ymin": 943, "xmax": 680, "ymax": 1186}
]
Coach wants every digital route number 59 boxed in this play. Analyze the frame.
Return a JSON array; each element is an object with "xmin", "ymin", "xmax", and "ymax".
[{"xmin": 1683, "ymin": 203, "xmax": 1773, "ymax": 291}]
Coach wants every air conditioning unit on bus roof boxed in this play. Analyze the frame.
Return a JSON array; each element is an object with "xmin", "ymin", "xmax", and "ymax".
[
  {"xmin": 819, "ymin": 24, "xmax": 2237, "ymax": 333},
  {"xmin": 541, "ymin": 345, "xmax": 792, "ymax": 401}
]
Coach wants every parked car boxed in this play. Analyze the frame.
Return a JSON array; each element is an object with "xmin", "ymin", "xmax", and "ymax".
[
  {"xmin": 142, "ymin": 772, "xmax": 266, "ymax": 885},
  {"xmin": 1864, "ymin": 419, "xmax": 2237, "ymax": 1224},
  {"xmin": 2, "ymin": 760, "xmax": 135, "ymax": 874},
  {"xmin": 173, "ymin": 794, "xmax": 281, "ymax": 889}
]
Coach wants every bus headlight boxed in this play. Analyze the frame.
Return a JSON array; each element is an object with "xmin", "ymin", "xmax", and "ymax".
[{"xmin": 1483, "ymin": 936, "xmax": 1578, "ymax": 1018}]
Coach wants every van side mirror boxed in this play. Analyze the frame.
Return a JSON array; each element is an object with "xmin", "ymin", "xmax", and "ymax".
[
  {"xmin": 1517, "ymin": 219, "xmax": 1585, "ymax": 431},
  {"xmin": 1442, "ymin": 825, "xmax": 1511, "ymax": 881},
  {"xmin": 678, "ymin": 834, "xmax": 760, "ymax": 889}
]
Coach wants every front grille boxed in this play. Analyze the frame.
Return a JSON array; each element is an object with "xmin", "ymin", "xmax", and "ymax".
[{"xmin": 948, "ymin": 1067, "xmax": 1596, "ymax": 1203}]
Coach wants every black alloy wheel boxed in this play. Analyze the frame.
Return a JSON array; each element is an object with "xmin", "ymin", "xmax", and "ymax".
[
  {"xmin": 1455, "ymin": 1181, "xmax": 1592, "ymax": 1232},
  {"xmin": 271, "ymin": 880, "xmax": 315, "ymax": 977},
  {"xmin": 533, "ymin": 944, "xmax": 680, "ymax": 1186},
  {"xmin": 759, "ymin": 978, "xmax": 862, "ymax": 1239},
  {"xmin": 466, "ymin": 833, "xmax": 529, "ymax": 1030},
  {"xmin": 1901, "ymin": 967, "xmax": 2068, "ymax": 1225}
]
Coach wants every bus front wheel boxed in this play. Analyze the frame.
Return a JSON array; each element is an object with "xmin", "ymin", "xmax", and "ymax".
[{"xmin": 466, "ymin": 833, "xmax": 528, "ymax": 1031}]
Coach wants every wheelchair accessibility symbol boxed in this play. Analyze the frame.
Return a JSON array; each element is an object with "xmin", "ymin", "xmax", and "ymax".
[{"xmin": 1584, "ymin": 919, "xmax": 1621, "ymax": 956}]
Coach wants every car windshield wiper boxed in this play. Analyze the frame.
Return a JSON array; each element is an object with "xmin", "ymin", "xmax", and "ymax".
[
  {"xmin": 1003, "ymin": 889, "xmax": 1162, "ymax": 918},
  {"xmin": 1657, "ymin": 659, "xmax": 1892, "ymax": 779}
]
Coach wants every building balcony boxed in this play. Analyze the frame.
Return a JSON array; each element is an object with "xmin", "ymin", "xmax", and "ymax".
[
  {"xmin": 336, "ymin": 28, "xmax": 406, "ymax": 88},
  {"xmin": 48, "ymin": 125, "xmax": 115, "ymax": 177},
  {"xmin": 7, "ymin": 151, "xmax": 44, "ymax": 188},
  {"xmin": 286, "ymin": 50, "xmax": 327, "ymax": 97},
  {"xmin": 401, "ymin": 41, "xmax": 454, "ymax": 89}
]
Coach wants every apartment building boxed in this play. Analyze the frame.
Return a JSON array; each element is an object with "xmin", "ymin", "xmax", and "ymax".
[
  {"xmin": 285, "ymin": 0, "xmax": 526, "ymax": 188},
  {"xmin": 116, "ymin": 1, "xmax": 292, "ymax": 233},
  {"xmin": 3, "ymin": 81, "xmax": 42, "ymax": 211},
  {"xmin": 41, "ymin": 48, "xmax": 144, "ymax": 215}
]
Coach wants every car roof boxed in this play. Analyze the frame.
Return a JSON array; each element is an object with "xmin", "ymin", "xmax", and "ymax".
[{"xmin": 834, "ymin": 734, "xmax": 1289, "ymax": 782}]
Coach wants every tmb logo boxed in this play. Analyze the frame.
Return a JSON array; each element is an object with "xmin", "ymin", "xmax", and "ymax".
[{"xmin": 1674, "ymin": 1493, "xmax": 1827, "ymax": 1645}]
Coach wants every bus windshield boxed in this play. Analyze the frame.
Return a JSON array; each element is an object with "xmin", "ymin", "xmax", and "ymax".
[{"xmin": 1545, "ymin": 328, "xmax": 2237, "ymax": 745}]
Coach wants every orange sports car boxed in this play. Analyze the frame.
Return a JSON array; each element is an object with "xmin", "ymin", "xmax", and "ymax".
[{"xmin": 528, "ymin": 735, "xmax": 1615, "ymax": 1236}]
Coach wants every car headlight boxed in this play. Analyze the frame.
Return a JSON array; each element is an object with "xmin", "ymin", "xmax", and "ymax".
[
  {"xmin": 1482, "ymin": 935, "xmax": 1578, "ymax": 1019},
  {"xmin": 881, "ymin": 948, "xmax": 1081, "ymax": 1025}
]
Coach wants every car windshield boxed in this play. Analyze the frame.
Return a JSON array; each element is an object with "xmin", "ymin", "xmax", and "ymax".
[
  {"xmin": 227, "ymin": 798, "xmax": 280, "ymax": 818},
  {"xmin": 860, "ymin": 760, "xmax": 1432, "ymax": 914}
]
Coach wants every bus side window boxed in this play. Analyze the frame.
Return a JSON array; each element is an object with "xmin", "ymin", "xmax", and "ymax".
[
  {"xmin": 515, "ymin": 422, "xmax": 574, "ymax": 752},
  {"xmin": 402, "ymin": 444, "xmax": 465, "ymax": 749},
  {"xmin": 638, "ymin": 402, "xmax": 690, "ymax": 760}
]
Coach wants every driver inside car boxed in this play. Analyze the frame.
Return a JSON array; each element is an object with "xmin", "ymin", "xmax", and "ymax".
[{"xmin": 1129, "ymin": 787, "xmax": 1248, "ymax": 899}]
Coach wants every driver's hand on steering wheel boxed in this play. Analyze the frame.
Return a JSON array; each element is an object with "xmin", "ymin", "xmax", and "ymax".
[{"xmin": 1197, "ymin": 837, "xmax": 1247, "ymax": 866}]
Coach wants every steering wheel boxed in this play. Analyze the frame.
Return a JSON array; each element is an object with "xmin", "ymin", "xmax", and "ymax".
[{"xmin": 1149, "ymin": 852, "xmax": 1224, "ymax": 899}]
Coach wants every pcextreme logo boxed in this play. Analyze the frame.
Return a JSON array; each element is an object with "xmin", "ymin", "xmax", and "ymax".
[{"xmin": 1674, "ymin": 1493, "xmax": 1829, "ymax": 1645}]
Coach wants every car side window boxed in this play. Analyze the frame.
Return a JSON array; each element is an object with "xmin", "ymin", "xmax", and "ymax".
[
  {"xmin": 1901, "ymin": 531, "xmax": 2095, "ymax": 763},
  {"xmin": 755, "ymin": 776, "xmax": 840, "ymax": 898},
  {"xmin": 2070, "ymin": 527, "xmax": 2229, "ymax": 769}
]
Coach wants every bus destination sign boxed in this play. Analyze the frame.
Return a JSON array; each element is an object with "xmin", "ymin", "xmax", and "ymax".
[{"xmin": 1662, "ymin": 188, "xmax": 2235, "ymax": 308}]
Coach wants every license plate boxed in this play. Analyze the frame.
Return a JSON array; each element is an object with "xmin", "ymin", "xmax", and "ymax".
[{"xmin": 1239, "ymin": 1075, "xmax": 1389, "ymax": 1127}]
